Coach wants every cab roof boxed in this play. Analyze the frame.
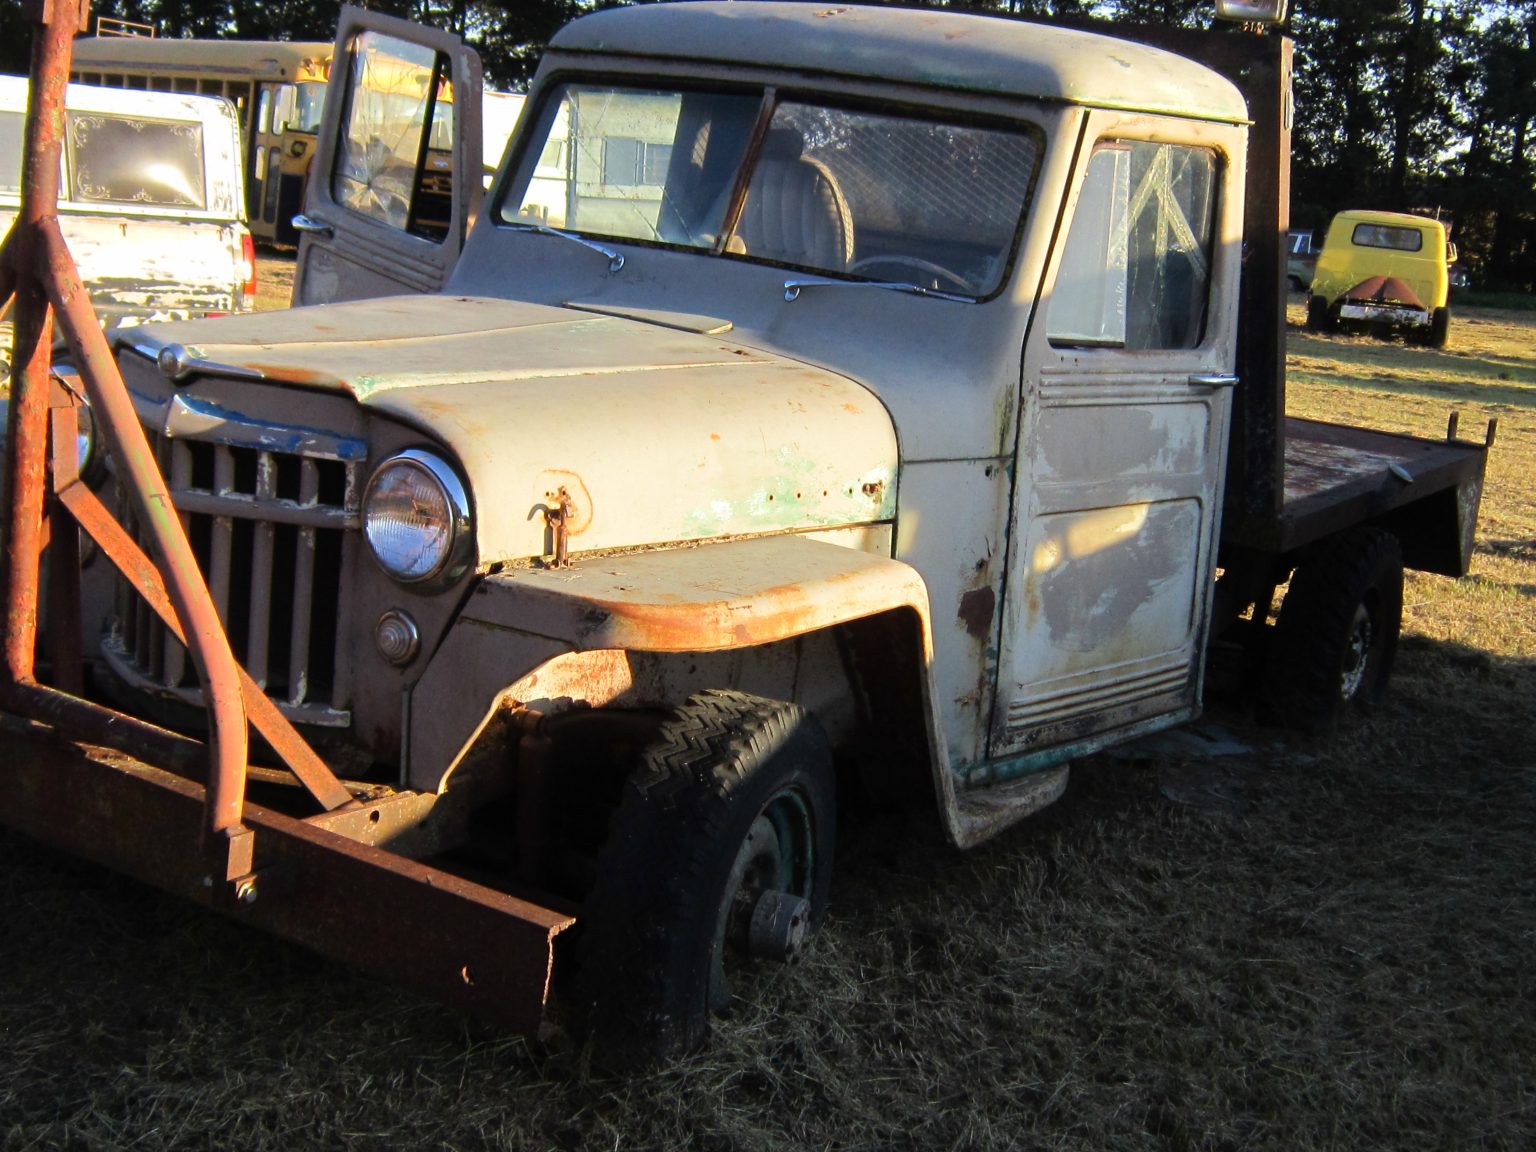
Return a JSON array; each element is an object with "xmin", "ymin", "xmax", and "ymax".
[
  {"xmin": 549, "ymin": 2, "xmax": 1248, "ymax": 124},
  {"xmin": 1330, "ymin": 209, "xmax": 1447, "ymax": 234}
]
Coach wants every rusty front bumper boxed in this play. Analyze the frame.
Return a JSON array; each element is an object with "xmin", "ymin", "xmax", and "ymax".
[{"xmin": 1, "ymin": 722, "xmax": 574, "ymax": 1034}]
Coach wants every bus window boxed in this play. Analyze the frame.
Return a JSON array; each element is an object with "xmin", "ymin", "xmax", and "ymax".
[
  {"xmin": 263, "ymin": 146, "xmax": 283, "ymax": 223},
  {"xmin": 293, "ymin": 83, "xmax": 327, "ymax": 134},
  {"xmin": 273, "ymin": 84, "xmax": 298, "ymax": 134}
]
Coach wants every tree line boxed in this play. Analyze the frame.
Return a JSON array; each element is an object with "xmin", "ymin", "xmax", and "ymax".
[{"xmin": 3, "ymin": 0, "xmax": 1531, "ymax": 291}]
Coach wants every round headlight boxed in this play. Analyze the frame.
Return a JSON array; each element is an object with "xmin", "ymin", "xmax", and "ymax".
[{"xmin": 362, "ymin": 449, "xmax": 473, "ymax": 585}]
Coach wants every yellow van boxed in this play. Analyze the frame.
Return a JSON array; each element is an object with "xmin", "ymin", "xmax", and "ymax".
[{"xmin": 1306, "ymin": 209, "xmax": 1455, "ymax": 347}]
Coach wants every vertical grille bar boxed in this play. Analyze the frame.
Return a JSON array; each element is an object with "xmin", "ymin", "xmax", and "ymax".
[
  {"xmin": 208, "ymin": 445, "xmax": 234, "ymax": 626},
  {"xmin": 116, "ymin": 489, "xmax": 137, "ymax": 655},
  {"xmin": 328, "ymin": 463, "xmax": 361, "ymax": 709},
  {"xmin": 160, "ymin": 438, "xmax": 191, "ymax": 689},
  {"xmin": 108, "ymin": 416, "xmax": 357, "ymax": 727},
  {"xmin": 286, "ymin": 459, "xmax": 319, "ymax": 706},
  {"xmin": 246, "ymin": 451, "xmax": 277, "ymax": 688}
]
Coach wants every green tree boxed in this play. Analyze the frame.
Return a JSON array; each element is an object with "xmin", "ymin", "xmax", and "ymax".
[{"xmin": 3, "ymin": 0, "xmax": 1529, "ymax": 289}]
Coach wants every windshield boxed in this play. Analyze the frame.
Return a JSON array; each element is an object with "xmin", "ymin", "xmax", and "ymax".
[
  {"xmin": 291, "ymin": 80, "xmax": 329, "ymax": 134},
  {"xmin": 500, "ymin": 84, "xmax": 1041, "ymax": 298}
]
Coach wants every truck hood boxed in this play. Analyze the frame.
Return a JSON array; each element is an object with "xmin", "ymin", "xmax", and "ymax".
[{"xmin": 124, "ymin": 294, "xmax": 898, "ymax": 562}]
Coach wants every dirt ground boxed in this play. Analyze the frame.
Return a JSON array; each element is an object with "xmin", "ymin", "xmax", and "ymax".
[
  {"xmin": 255, "ymin": 252, "xmax": 295, "ymax": 311},
  {"xmin": 0, "ymin": 285, "xmax": 1532, "ymax": 1150}
]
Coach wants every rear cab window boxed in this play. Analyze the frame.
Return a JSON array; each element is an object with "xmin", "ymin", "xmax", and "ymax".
[
  {"xmin": 1351, "ymin": 223, "xmax": 1423, "ymax": 253},
  {"xmin": 65, "ymin": 112, "xmax": 206, "ymax": 209}
]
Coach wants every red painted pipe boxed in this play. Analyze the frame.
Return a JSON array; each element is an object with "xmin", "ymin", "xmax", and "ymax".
[
  {"xmin": 0, "ymin": 6, "xmax": 74, "ymax": 685},
  {"xmin": 38, "ymin": 217, "xmax": 252, "ymax": 841}
]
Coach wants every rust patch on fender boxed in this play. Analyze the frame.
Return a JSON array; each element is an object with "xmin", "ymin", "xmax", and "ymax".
[{"xmin": 958, "ymin": 586, "xmax": 996, "ymax": 640}]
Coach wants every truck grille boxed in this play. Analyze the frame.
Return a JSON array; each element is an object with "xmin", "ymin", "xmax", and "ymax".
[{"xmin": 107, "ymin": 430, "xmax": 362, "ymax": 727}]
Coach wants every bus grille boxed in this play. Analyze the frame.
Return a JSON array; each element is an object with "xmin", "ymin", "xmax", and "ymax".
[{"xmin": 107, "ymin": 430, "xmax": 362, "ymax": 727}]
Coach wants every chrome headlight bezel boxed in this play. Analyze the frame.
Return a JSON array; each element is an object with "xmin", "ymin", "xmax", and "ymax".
[{"xmin": 361, "ymin": 448, "xmax": 474, "ymax": 587}]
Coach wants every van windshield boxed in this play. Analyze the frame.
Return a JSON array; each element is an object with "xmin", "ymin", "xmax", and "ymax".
[{"xmin": 500, "ymin": 84, "xmax": 1041, "ymax": 298}]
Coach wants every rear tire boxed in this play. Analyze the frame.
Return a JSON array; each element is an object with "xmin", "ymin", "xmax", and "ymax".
[
  {"xmin": 1306, "ymin": 294, "xmax": 1332, "ymax": 332},
  {"xmin": 1268, "ymin": 528, "xmax": 1403, "ymax": 734},
  {"xmin": 1427, "ymin": 306, "xmax": 1450, "ymax": 348},
  {"xmin": 569, "ymin": 690, "xmax": 836, "ymax": 1064}
]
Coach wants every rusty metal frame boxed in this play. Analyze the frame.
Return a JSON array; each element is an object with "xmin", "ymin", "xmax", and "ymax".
[{"xmin": 0, "ymin": 0, "xmax": 572, "ymax": 1032}]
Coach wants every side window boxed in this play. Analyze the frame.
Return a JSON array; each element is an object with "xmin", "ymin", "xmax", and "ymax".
[
  {"xmin": 332, "ymin": 30, "xmax": 451, "ymax": 241},
  {"xmin": 263, "ymin": 146, "xmax": 283, "ymax": 222},
  {"xmin": 1048, "ymin": 141, "xmax": 1216, "ymax": 351},
  {"xmin": 0, "ymin": 110, "xmax": 23, "ymax": 196}
]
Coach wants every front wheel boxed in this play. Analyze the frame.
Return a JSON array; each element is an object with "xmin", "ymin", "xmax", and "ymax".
[
  {"xmin": 1267, "ymin": 527, "xmax": 1404, "ymax": 734},
  {"xmin": 569, "ymin": 690, "xmax": 836, "ymax": 1062}
]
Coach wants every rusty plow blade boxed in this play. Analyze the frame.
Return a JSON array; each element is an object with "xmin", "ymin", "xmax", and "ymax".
[
  {"xmin": 1, "ymin": 731, "xmax": 575, "ymax": 1033},
  {"xmin": 0, "ymin": 0, "xmax": 574, "ymax": 1037}
]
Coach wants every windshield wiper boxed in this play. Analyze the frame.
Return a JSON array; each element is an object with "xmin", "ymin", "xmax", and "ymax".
[
  {"xmin": 782, "ymin": 275, "xmax": 976, "ymax": 305},
  {"xmin": 507, "ymin": 221, "xmax": 625, "ymax": 272}
]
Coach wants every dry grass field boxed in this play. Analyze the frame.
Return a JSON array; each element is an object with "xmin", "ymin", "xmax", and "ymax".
[{"xmin": 1, "ymin": 281, "xmax": 1532, "ymax": 1150}]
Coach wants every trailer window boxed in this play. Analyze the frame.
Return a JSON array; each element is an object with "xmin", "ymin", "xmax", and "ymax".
[
  {"xmin": 65, "ymin": 112, "xmax": 207, "ymax": 210},
  {"xmin": 1048, "ymin": 141, "xmax": 1216, "ymax": 350}
]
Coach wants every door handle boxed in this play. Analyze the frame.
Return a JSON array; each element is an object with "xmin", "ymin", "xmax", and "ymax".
[
  {"xmin": 1188, "ymin": 373, "xmax": 1239, "ymax": 390},
  {"xmin": 291, "ymin": 214, "xmax": 334, "ymax": 240}
]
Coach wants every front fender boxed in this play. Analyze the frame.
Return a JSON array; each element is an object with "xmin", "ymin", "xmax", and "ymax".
[{"xmin": 405, "ymin": 533, "xmax": 940, "ymax": 793}]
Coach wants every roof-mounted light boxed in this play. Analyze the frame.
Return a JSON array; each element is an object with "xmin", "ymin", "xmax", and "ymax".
[{"xmin": 1215, "ymin": 0, "xmax": 1288, "ymax": 24}]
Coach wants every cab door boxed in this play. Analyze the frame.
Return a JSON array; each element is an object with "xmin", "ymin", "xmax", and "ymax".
[
  {"xmin": 292, "ymin": 4, "xmax": 483, "ymax": 306},
  {"xmin": 991, "ymin": 111, "xmax": 1245, "ymax": 765}
]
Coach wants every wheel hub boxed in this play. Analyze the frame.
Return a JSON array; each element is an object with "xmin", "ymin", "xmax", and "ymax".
[
  {"xmin": 1339, "ymin": 603, "xmax": 1374, "ymax": 701},
  {"xmin": 744, "ymin": 889, "xmax": 810, "ymax": 962}
]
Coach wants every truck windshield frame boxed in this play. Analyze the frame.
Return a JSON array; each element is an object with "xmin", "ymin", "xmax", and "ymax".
[{"xmin": 498, "ymin": 81, "xmax": 1043, "ymax": 299}]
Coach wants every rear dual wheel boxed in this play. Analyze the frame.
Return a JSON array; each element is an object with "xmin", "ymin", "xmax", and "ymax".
[
  {"xmin": 1268, "ymin": 527, "xmax": 1404, "ymax": 734},
  {"xmin": 570, "ymin": 689, "xmax": 835, "ymax": 1063}
]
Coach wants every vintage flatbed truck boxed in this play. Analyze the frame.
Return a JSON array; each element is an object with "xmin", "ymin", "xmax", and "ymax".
[{"xmin": 0, "ymin": 1, "xmax": 1492, "ymax": 1057}]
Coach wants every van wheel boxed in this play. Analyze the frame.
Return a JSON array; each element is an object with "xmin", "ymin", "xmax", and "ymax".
[
  {"xmin": 1306, "ymin": 294, "xmax": 1332, "ymax": 332},
  {"xmin": 570, "ymin": 690, "xmax": 835, "ymax": 1063},
  {"xmin": 1426, "ymin": 306, "xmax": 1450, "ymax": 348},
  {"xmin": 1268, "ymin": 528, "xmax": 1403, "ymax": 734}
]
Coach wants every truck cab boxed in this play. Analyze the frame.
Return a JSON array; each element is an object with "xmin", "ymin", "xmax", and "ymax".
[{"xmin": 15, "ymin": 1, "xmax": 1487, "ymax": 1058}]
